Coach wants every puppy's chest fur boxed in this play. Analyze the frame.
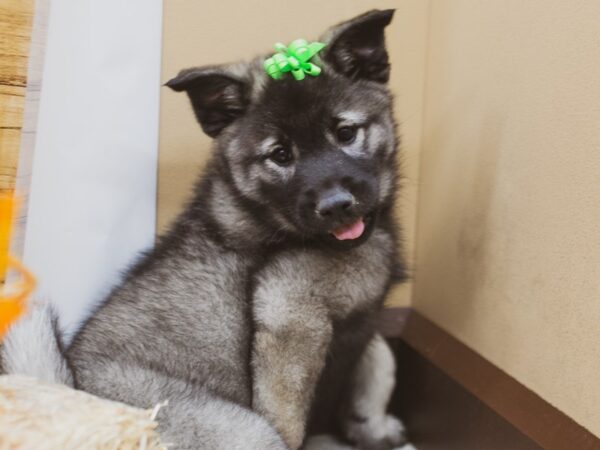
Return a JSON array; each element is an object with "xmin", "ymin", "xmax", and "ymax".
[
  {"xmin": 68, "ymin": 201, "xmax": 395, "ymax": 410},
  {"xmin": 249, "ymin": 226, "xmax": 395, "ymax": 423}
]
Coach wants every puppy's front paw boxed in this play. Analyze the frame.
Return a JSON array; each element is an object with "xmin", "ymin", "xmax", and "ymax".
[{"xmin": 344, "ymin": 414, "xmax": 407, "ymax": 450}]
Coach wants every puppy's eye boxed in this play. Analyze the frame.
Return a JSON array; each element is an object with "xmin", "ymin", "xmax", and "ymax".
[
  {"xmin": 337, "ymin": 126, "xmax": 357, "ymax": 144},
  {"xmin": 269, "ymin": 146, "xmax": 294, "ymax": 166}
]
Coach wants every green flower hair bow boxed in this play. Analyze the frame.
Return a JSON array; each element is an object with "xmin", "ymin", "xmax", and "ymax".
[{"xmin": 264, "ymin": 39, "xmax": 326, "ymax": 81}]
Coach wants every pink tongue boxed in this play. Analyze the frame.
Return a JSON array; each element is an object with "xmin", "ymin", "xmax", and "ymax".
[{"xmin": 332, "ymin": 218, "xmax": 365, "ymax": 241}]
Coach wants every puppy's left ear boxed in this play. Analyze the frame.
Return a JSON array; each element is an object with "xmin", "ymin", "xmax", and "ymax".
[{"xmin": 321, "ymin": 9, "xmax": 395, "ymax": 83}]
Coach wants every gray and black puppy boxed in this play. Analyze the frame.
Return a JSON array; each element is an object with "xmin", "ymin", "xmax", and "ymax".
[{"xmin": 1, "ymin": 9, "xmax": 406, "ymax": 450}]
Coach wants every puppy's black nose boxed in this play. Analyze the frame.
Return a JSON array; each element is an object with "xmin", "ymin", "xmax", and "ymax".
[{"xmin": 316, "ymin": 188, "xmax": 355, "ymax": 218}]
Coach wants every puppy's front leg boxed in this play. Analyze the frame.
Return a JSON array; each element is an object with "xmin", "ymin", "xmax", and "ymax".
[
  {"xmin": 342, "ymin": 334, "xmax": 406, "ymax": 449},
  {"xmin": 252, "ymin": 259, "xmax": 333, "ymax": 450}
]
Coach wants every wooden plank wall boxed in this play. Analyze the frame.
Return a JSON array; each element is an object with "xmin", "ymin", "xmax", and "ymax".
[{"xmin": 0, "ymin": 0, "xmax": 34, "ymax": 197}]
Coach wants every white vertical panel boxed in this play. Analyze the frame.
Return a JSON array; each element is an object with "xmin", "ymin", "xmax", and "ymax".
[{"xmin": 22, "ymin": 0, "xmax": 163, "ymax": 335}]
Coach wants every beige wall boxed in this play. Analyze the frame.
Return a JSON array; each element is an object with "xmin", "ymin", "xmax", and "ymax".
[
  {"xmin": 159, "ymin": 0, "xmax": 430, "ymax": 307},
  {"xmin": 414, "ymin": 0, "xmax": 600, "ymax": 437}
]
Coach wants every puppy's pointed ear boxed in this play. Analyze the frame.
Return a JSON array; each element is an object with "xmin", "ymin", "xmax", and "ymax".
[
  {"xmin": 321, "ymin": 9, "xmax": 395, "ymax": 83},
  {"xmin": 165, "ymin": 66, "xmax": 249, "ymax": 138}
]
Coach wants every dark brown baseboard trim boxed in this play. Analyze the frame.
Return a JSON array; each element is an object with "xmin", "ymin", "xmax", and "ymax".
[
  {"xmin": 381, "ymin": 307, "xmax": 600, "ymax": 450},
  {"xmin": 389, "ymin": 338, "xmax": 543, "ymax": 449}
]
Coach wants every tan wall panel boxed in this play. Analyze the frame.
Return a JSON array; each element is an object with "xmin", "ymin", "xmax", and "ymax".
[
  {"xmin": 414, "ymin": 0, "xmax": 600, "ymax": 436},
  {"xmin": 159, "ymin": 0, "xmax": 430, "ymax": 307}
]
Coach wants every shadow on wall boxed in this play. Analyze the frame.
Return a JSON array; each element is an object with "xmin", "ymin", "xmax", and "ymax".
[{"xmin": 423, "ymin": 101, "xmax": 509, "ymax": 331}]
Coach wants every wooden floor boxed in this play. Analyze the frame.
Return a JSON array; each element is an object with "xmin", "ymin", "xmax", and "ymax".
[{"xmin": 0, "ymin": 0, "xmax": 34, "ymax": 197}]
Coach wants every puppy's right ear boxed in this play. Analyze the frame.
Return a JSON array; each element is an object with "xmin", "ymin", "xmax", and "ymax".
[
  {"xmin": 166, "ymin": 66, "xmax": 249, "ymax": 138},
  {"xmin": 321, "ymin": 9, "xmax": 395, "ymax": 83}
]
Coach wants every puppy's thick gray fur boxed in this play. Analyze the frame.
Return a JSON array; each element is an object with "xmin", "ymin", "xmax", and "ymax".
[
  {"xmin": 1, "ymin": 303, "xmax": 73, "ymax": 386},
  {"xmin": 1, "ymin": 10, "xmax": 405, "ymax": 450}
]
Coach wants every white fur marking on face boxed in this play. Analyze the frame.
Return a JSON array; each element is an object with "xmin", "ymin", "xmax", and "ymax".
[
  {"xmin": 265, "ymin": 158, "xmax": 295, "ymax": 181},
  {"xmin": 338, "ymin": 111, "xmax": 368, "ymax": 125},
  {"xmin": 335, "ymin": 112, "xmax": 374, "ymax": 158},
  {"xmin": 258, "ymin": 137, "xmax": 279, "ymax": 156},
  {"xmin": 258, "ymin": 137, "xmax": 296, "ymax": 181},
  {"xmin": 340, "ymin": 127, "xmax": 366, "ymax": 158},
  {"xmin": 367, "ymin": 123, "xmax": 387, "ymax": 154}
]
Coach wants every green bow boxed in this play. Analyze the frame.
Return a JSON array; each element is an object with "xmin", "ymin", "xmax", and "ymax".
[{"xmin": 264, "ymin": 39, "xmax": 326, "ymax": 81}]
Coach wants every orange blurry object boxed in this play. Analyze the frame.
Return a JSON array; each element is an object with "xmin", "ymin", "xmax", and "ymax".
[
  {"xmin": 0, "ymin": 193, "xmax": 14, "ymax": 279},
  {"xmin": 0, "ymin": 193, "xmax": 35, "ymax": 338}
]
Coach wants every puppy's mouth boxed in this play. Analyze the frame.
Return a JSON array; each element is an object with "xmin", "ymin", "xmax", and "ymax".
[
  {"xmin": 330, "ymin": 217, "xmax": 366, "ymax": 241},
  {"xmin": 328, "ymin": 212, "xmax": 377, "ymax": 244}
]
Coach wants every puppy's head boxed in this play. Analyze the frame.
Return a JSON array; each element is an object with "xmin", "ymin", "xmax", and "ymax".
[{"xmin": 167, "ymin": 10, "xmax": 397, "ymax": 248}]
